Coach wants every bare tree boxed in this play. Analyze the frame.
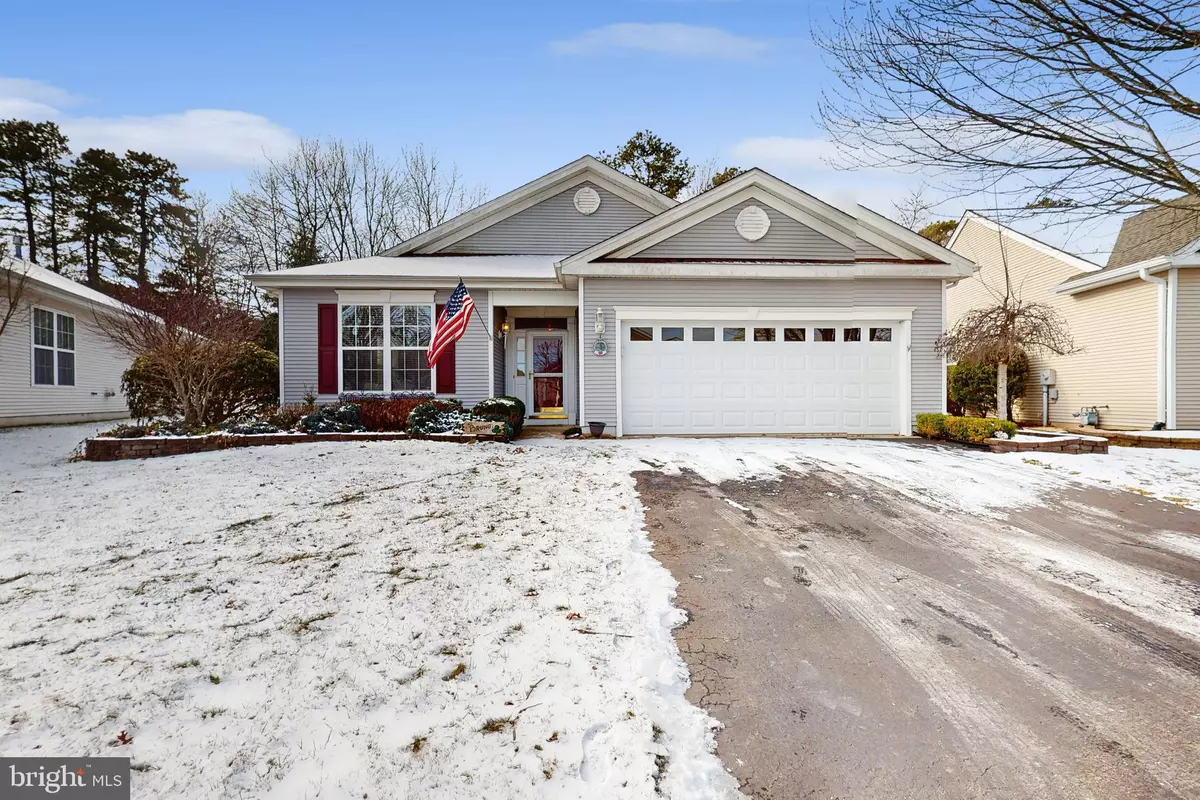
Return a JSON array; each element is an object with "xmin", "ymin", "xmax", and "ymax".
[
  {"xmin": 400, "ymin": 144, "xmax": 487, "ymax": 236},
  {"xmin": 816, "ymin": 0, "xmax": 1200, "ymax": 227},
  {"xmin": 95, "ymin": 289, "xmax": 259, "ymax": 428},
  {"xmin": 683, "ymin": 158, "xmax": 744, "ymax": 200},
  {"xmin": 891, "ymin": 186, "xmax": 938, "ymax": 231},
  {"xmin": 0, "ymin": 254, "xmax": 32, "ymax": 341},
  {"xmin": 937, "ymin": 220, "xmax": 1078, "ymax": 420}
]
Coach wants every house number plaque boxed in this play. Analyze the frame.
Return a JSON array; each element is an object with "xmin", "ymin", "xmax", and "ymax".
[{"xmin": 592, "ymin": 340, "xmax": 609, "ymax": 356}]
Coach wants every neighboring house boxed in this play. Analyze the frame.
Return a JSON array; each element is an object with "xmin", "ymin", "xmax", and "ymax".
[
  {"xmin": 947, "ymin": 207, "xmax": 1200, "ymax": 430},
  {"xmin": 0, "ymin": 258, "xmax": 131, "ymax": 427},
  {"xmin": 249, "ymin": 156, "xmax": 976, "ymax": 436}
]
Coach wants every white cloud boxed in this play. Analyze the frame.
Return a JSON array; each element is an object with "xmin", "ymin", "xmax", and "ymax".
[
  {"xmin": 551, "ymin": 23, "xmax": 771, "ymax": 61},
  {"xmin": 0, "ymin": 77, "xmax": 295, "ymax": 171},
  {"xmin": 730, "ymin": 136, "xmax": 842, "ymax": 170}
]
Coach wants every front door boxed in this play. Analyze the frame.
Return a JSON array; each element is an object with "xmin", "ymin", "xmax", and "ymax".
[{"xmin": 529, "ymin": 333, "xmax": 567, "ymax": 419}]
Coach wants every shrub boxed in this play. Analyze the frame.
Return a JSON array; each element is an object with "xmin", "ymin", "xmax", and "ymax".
[
  {"xmin": 358, "ymin": 397, "xmax": 435, "ymax": 432},
  {"xmin": 268, "ymin": 403, "xmax": 313, "ymax": 431},
  {"xmin": 406, "ymin": 400, "xmax": 466, "ymax": 435},
  {"xmin": 222, "ymin": 419, "xmax": 280, "ymax": 435},
  {"xmin": 948, "ymin": 353, "xmax": 1030, "ymax": 420},
  {"xmin": 915, "ymin": 413, "xmax": 1017, "ymax": 444},
  {"xmin": 472, "ymin": 396, "xmax": 526, "ymax": 437},
  {"xmin": 121, "ymin": 342, "xmax": 279, "ymax": 426},
  {"xmin": 298, "ymin": 403, "xmax": 364, "ymax": 433},
  {"xmin": 98, "ymin": 419, "xmax": 199, "ymax": 438}
]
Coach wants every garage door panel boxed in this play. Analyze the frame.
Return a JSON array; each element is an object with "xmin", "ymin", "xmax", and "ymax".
[{"xmin": 621, "ymin": 319, "xmax": 901, "ymax": 435}]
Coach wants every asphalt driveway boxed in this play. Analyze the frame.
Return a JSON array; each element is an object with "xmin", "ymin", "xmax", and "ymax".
[{"xmin": 636, "ymin": 449, "xmax": 1200, "ymax": 799}]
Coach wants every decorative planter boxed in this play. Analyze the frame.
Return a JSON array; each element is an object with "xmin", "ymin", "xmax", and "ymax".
[{"xmin": 588, "ymin": 421, "xmax": 607, "ymax": 438}]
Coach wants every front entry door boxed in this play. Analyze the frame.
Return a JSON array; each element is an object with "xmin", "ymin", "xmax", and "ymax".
[{"xmin": 529, "ymin": 333, "xmax": 567, "ymax": 419}]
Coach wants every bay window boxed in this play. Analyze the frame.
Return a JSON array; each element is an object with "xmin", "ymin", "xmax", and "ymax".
[
  {"xmin": 32, "ymin": 308, "xmax": 75, "ymax": 387},
  {"xmin": 340, "ymin": 302, "xmax": 434, "ymax": 393}
]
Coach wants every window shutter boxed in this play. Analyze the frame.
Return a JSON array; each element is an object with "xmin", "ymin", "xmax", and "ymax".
[
  {"xmin": 317, "ymin": 304, "xmax": 338, "ymax": 396},
  {"xmin": 435, "ymin": 304, "xmax": 456, "ymax": 394}
]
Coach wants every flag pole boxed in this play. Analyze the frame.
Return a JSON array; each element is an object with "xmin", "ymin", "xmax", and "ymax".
[{"xmin": 460, "ymin": 277, "xmax": 493, "ymax": 342}]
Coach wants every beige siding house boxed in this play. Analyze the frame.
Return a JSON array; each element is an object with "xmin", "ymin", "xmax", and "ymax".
[
  {"xmin": 0, "ymin": 258, "xmax": 132, "ymax": 427},
  {"xmin": 947, "ymin": 208, "xmax": 1200, "ymax": 430}
]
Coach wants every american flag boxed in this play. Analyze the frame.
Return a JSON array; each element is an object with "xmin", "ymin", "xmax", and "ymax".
[{"xmin": 427, "ymin": 281, "xmax": 475, "ymax": 369}]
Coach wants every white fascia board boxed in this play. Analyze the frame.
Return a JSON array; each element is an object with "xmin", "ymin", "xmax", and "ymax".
[
  {"xmin": 612, "ymin": 185, "xmax": 859, "ymax": 257},
  {"xmin": 952, "ymin": 211, "xmax": 1101, "ymax": 274},
  {"xmin": 336, "ymin": 289, "xmax": 435, "ymax": 304},
  {"xmin": 491, "ymin": 289, "xmax": 579, "ymax": 306},
  {"xmin": 1052, "ymin": 257, "xmax": 1176, "ymax": 295},
  {"xmin": 562, "ymin": 261, "xmax": 974, "ymax": 279},
  {"xmin": 613, "ymin": 305, "xmax": 915, "ymax": 321},
  {"xmin": 382, "ymin": 156, "xmax": 675, "ymax": 256}
]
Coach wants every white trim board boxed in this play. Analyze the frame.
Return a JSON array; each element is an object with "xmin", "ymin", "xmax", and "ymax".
[
  {"xmin": 612, "ymin": 306, "xmax": 916, "ymax": 321},
  {"xmin": 491, "ymin": 289, "xmax": 579, "ymax": 306},
  {"xmin": 565, "ymin": 262, "xmax": 973, "ymax": 279}
]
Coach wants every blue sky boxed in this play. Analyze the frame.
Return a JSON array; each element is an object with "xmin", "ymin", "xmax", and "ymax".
[{"xmin": 0, "ymin": 0, "xmax": 1119, "ymax": 259}]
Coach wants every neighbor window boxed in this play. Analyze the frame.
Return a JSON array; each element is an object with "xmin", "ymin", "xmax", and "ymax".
[
  {"xmin": 723, "ymin": 327, "xmax": 746, "ymax": 342},
  {"xmin": 870, "ymin": 327, "xmax": 893, "ymax": 342},
  {"xmin": 843, "ymin": 327, "xmax": 862, "ymax": 342},
  {"xmin": 340, "ymin": 303, "xmax": 434, "ymax": 392},
  {"xmin": 630, "ymin": 326, "xmax": 653, "ymax": 341},
  {"xmin": 784, "ymin": 327, "xmax": 806, "ymax": 342},
  {"xmin": 32, "ymin": 308, "xmax": 75, "ymax": 387},
  {"xmin": 754, "ymin": 327, "xmax": 776, "ymax": 342},
  {"xmin": 662, "ymin": 327, "xmax": 684, "ymax": 342},
  {"xmin": 814, "ymin": 328, "xmax": 835, "ymax": 342},
  {"xmin": 692, "ymin": 327, "xmax": 715, "ymax": 341}
]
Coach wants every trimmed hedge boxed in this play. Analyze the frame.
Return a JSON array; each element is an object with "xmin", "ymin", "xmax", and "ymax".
[
  {"xmin": 915, "ymin": 413, "xmax": 1018, "ymax": 444},
  {"xmin": 358, "ymin": 397, "xmax": 437, "ymax": 432}
]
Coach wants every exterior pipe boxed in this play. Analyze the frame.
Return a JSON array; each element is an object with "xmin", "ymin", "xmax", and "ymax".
[{"xmin": 1138, "ymin": 267, "xmax": 1168, "ymax": 427}]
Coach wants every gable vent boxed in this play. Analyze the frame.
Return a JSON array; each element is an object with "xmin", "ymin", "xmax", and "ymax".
[
  {"xmin": 735, "ymin": 205, "xmax": 771, "ymax": 241},
  {"xmin": 573, "ymin": 186, "xmax": 601, "ymax": 215}
]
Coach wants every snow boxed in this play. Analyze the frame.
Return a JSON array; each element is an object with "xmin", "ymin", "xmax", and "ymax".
[
  {"xmin": 1118, "ymin": 429, "xmax": 1200, "ymax": 439},
  {"xmin": 0, "ymin": 424, "xmax": 739, "ymax": 800},
  {"xmin": 4, "ymin": 424, "xmax": 1200, "ymax": 799}
]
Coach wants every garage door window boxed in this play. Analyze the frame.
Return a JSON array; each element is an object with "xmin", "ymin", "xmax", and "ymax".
[
  {"xmin": 814, "ymin": 327, "xmax": 835, "ymax": 342},
  {"xmin": 844, "ymin": 327, "xmax": 862, "ymax": 342},
  {"xmin": 784, "ymin": 327, "xmax": 806, "ymax": 342},
  {"xmin": 723, "ymin": 327, "xmax": 746, "ymax": 342},
  {"xmin": 692, "ymin": 327, "xmax": 715, "ymax": 341},
  {"xmin": 870, "ymin": 327, "xmax": 892, "ymax": 342},
  {"xmin": 662, "ymin": 327, "xmax": 684, "ymax": 342},
  {"xmin": 630, "ymin": 326, "xmax": 653, "ymax": 341},
  {"xmin": 753, "ymin": 327, "xmax": 776, "ymax": 342}
]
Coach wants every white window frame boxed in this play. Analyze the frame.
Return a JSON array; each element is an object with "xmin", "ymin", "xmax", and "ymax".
[
  {"xmin": 336, "ymin": 302, "xmax": 440, "ymax": 395},
  {"xmin": 30, "ymin": 307, "xmax": 76, "ymax": 388}
]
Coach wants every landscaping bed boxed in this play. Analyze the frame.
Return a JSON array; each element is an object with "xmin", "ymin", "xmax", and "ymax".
[{"xmin": 84, "ymin": 430, "xmax": 504, "ymax": 461}]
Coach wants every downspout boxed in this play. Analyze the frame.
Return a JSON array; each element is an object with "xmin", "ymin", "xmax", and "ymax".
[{"xmin": 1138, "ymin": 268, "xmax": 1168, "ymax": 426}]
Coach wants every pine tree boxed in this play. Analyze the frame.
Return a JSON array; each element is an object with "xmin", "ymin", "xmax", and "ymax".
[
  {"xmin": 70, "ymin": 149, "xmax": 133, "ymax": 288},
  {"xmin": 123, "ymin": 151, "xmax": 190, "ymax": 288},
  {"xmin": 0, "ymin": 120, "xmax": 70, "ymax": 265},
  {"xmin": 598, "ymin": 131, "xmax": 696, "ymax": 200}
]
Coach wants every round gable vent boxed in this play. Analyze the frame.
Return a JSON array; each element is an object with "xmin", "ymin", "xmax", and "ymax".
[
  {"xmin": 735, "ymin": 205, "xmax": 771, "ymax": 241},
  {"xmin": 574, "ymin": 186, "xmax": 601, "ymax": 215}
]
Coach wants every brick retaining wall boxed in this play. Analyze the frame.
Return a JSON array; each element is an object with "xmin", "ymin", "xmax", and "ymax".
[
  {"xmin": 85, "ymin": 432, "xmax": 503, "ymax": 461},
  {"xmin": 1060, "ymin": 428, "xmax": 1200, "ymax": 450},
  {"xmin": 988, "ymin": 438, "xmax": 1108, "ymax": 455}
]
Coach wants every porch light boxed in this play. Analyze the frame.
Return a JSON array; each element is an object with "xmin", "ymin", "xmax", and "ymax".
[
  {"xmin": 595, "ymin": 307, "xmax": 605, "ymax": 336},
  {"xmin": 500, "ymin": 319, "xmax": 510, "ymax": 336}
]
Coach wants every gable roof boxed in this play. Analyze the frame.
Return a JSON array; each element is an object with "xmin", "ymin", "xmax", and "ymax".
[
  {"xmin": 947, "ymin": 211, "xmax": 1102, "ymax": 276},
  {"xmin": 382, "ymin": 155, "xmax": 676, "ymax": 257},
  {"xmin": 1107, "ymin": 196, "xmax": 1200, "ymax": 269},
  {"xmin": 2, "ymin": 257, "xmax": 133, "ymax": 314},
  {"xmin": 558, "ymin": 168, "xmax": 977, "ymax": 277}
]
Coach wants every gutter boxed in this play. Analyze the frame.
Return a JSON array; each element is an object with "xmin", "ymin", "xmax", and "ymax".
[{"xmin": 1138, "ymin": 268, "xmax": 1169, "ymax": 427}]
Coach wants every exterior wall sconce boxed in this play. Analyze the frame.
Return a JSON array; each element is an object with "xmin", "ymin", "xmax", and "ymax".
[
  {"xmin": 595, "ymin": 307, "xmax": 605, "ymax": 337},
  {"xmin": 500, "ymin": 319, "xmax": 510, "ymax": 339}
]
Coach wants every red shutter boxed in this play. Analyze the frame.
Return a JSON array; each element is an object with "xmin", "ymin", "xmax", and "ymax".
[
  {"xmin": 317, "ymin": 304, "xmax": 338, "ymax": 396},
  {"xmin": 435, "ymin": 303, "xmax": 456, "ymax": 394}
]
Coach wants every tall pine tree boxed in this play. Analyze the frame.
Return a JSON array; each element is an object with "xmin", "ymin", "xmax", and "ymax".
[
  {"xmin": 123, "ymin": 151, "xmax": 190, "ymax": 288},
  {"xmin": 0, "ymin": 120, "xmax": 70, "ymax": 266},
  {"xmin": 70, "ymin": 149, "xmax": 133, "ymax": 288}
]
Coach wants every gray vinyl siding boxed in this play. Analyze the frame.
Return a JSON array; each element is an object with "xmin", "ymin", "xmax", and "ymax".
[
  {"xmin": 581, "ymin": 278, "xmax": 943, "ymax": 429},
  {"xmin": 493, "ymin": 309, "xmax": 506, "ymax": 398},
  {"xmin": 855, "ymin": 239, "xmax": 900, "ymax": 260},
  {"xmin": 439, "ymin": 182, "xmax": 653, "ymax": 256},
  {"xmin": 1176, "ymin": 270, "xmax": 1200, "ymax": 428},
  {"xmin": 0, "ymin": 287, "xmax": 131, "ymax": 427},
  {"xmin": 280, "ymin": 287, "xmax": 492, "ymax": 407},
  {"xmin": 280, "ymin": 288, "xmax": 337, "ymax": 405},
  {"xmin": 635, "ymin": 200, "xmax": 854, "ymax": 261}
]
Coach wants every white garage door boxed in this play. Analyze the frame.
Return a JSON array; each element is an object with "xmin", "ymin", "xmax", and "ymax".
[{"xmin": 621, "ymin": 319, "xmax": 903, "ymax": 435}]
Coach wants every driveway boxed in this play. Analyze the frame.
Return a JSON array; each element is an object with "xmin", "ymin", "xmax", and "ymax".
[{"xmin": 636, "ymin": 443, "xmax": 1200, "ymax": 799}]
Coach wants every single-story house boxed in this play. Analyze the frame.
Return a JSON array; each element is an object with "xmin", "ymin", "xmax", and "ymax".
[
  {"xmin": 0, "ymin": 257, "xmax": 132, "ymax": 427},
  {"xmin": 249, "ymin": 156, "xmax": 976, "ymax": 436},
  {"xmin": 947, "ymin": 204, "xmax": 1200, "ymax": 430}
]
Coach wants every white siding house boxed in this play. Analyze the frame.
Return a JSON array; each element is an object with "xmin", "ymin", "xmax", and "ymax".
[{"xmin": 0, "ymin": 258, "xmax": 131, "ymax": 427}]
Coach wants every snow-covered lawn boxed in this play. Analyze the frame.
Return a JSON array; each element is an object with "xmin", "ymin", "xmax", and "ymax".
[
  {"xmin": 0, "ymin": 424, "xmax": 736, "ymax": 800},
  {"xmin": 3, "ymin": 425, "xmax": 1199, "ymax": 800}
]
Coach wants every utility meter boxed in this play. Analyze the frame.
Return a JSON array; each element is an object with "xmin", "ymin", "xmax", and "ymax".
[{"xmin": 1039, "ymin": 369, "xmax": 1057, "ymax": 386}]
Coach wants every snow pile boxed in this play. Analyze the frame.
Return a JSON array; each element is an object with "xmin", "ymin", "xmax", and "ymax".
[
  {"xmin": 994, "ymin": 445, "xmax": 1200, "ymax": 507},
  {"xmin": 0, "ymin": 424, "xmax": 739, "ymax": 800}
]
